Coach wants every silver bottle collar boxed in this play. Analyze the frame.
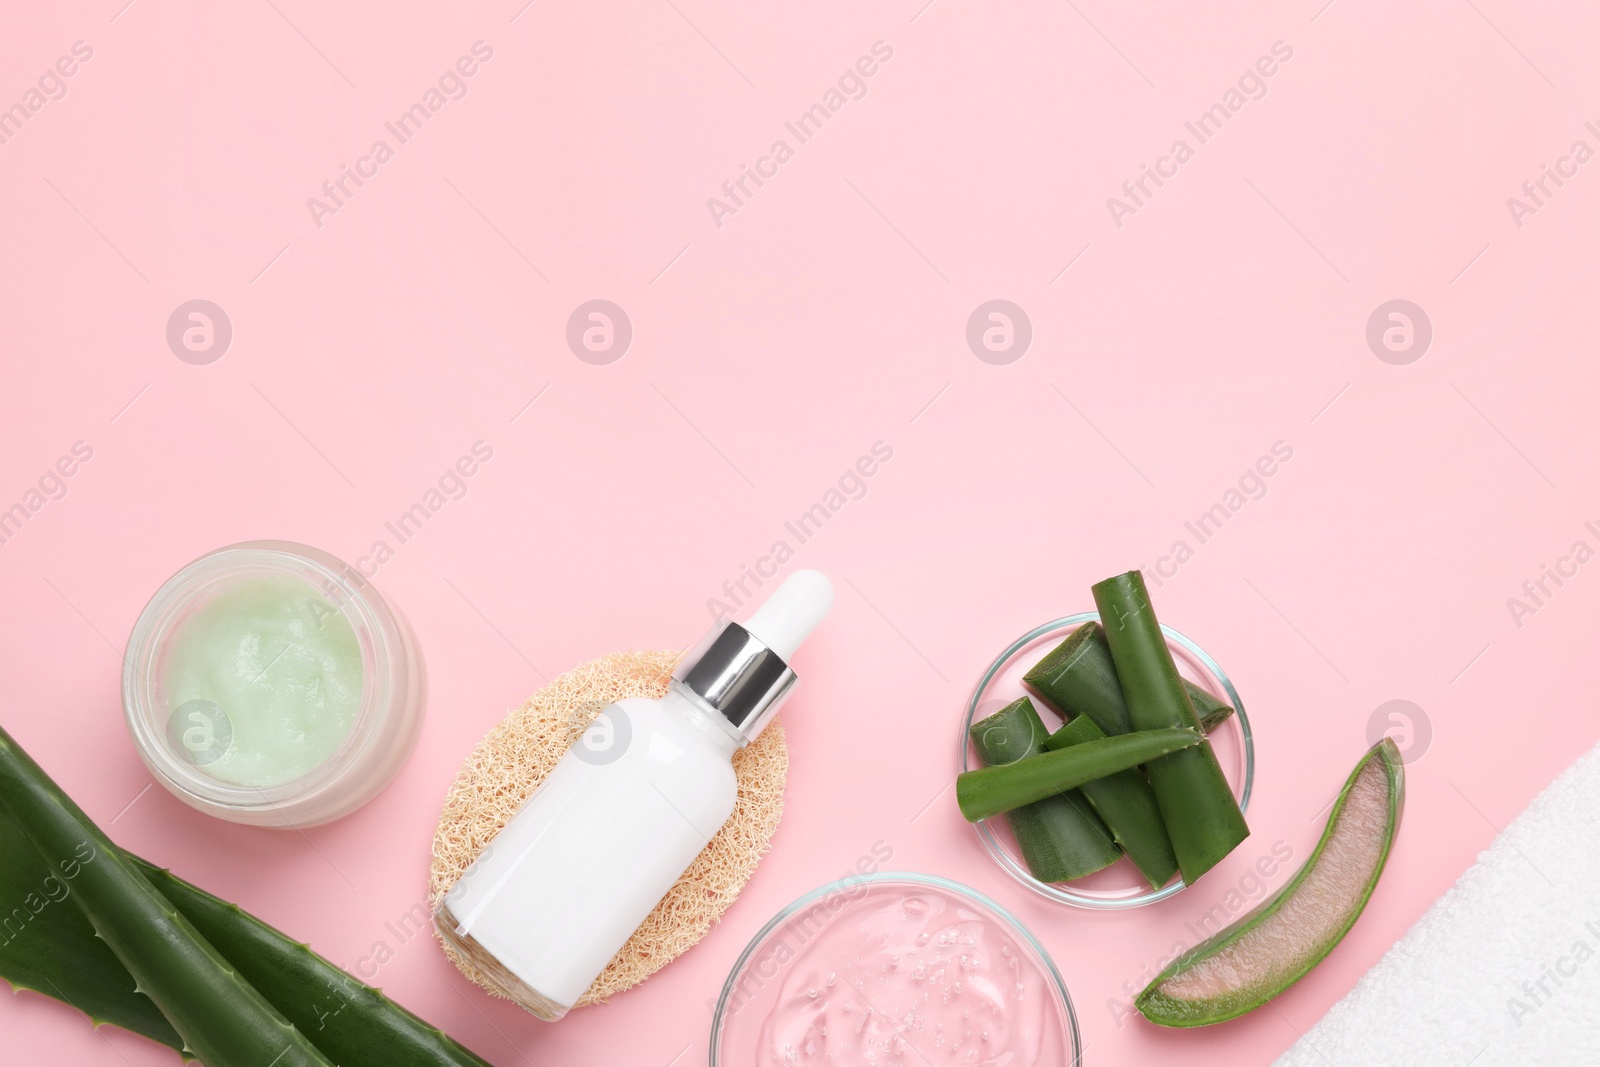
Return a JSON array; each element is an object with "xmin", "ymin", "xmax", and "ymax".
[{"xmin": 672, "ymin": 621, "xmax": 797, "ymax": 743}]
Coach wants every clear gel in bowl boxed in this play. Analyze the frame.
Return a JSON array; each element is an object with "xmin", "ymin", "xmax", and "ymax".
[{"xmin": 710, "ymin": 872, "xmax": 1082, "ymax": 1066}]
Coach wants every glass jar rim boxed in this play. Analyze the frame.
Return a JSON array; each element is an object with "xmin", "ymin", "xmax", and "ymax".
[{"xmin": 122, "ymin": 540, "xmax": 401, "ymax": 813}]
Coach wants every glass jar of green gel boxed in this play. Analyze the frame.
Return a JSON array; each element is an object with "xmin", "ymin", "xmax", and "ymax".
[{"xmin": 123, "ymin": 541, "xmax": 424, "ymax": 827}]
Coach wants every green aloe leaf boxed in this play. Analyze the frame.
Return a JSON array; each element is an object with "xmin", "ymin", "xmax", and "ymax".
[
  {"xmin": 0, "ymin": 811, "xmax": 186, "ymax": 1053},
  {"xmin": 0, "ymin": 725, "xmax": 495, "ymax": 1066},
  {"xmin": 0, "ymin": 725, "xmax": 335, "ymax": 1066},
  {"xmin": 134, "ymin": 858, "xmax": 495, "ymax": 1067}
]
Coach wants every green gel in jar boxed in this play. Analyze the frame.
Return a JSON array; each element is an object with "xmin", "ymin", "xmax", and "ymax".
[
  {"xmin": 161, "ymin": 575, "xmax": 364, "ymax": 788},
  {"xmin": 125, "ymin": 541, "xmax": 423, "ymax": 827}
]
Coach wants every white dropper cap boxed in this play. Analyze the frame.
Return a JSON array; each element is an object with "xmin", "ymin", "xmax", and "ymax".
[{"xmin": 742, "ymin": 570, "xmax": 834, "ymax": 661}]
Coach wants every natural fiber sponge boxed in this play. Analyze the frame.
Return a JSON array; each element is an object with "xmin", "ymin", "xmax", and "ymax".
[{"xmin": 429, "ymin": 649, "xmax": 787, "ymax": 1006}]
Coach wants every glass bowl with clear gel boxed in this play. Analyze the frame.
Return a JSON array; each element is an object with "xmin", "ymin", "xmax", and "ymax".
[
  {"xmin": 710, "ymin": 872, "xmax": 1082, "ymax": 1067},
  {"xmin": 123, "ymin": 541, "xmax": 424, "ymax": 827},
  {"xmin": 962, "ymin": 613, "xmax": 1254, "ymax": 910}
]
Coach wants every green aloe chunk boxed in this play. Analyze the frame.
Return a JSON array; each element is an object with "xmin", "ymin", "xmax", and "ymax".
[
  {"xmin": 1024, "ymin": 621, "xmax": 1236, "ymax": 735},
  {"xmin": 1092, "ymin": 572, "xmax": 1249, "ymax": 883},
  {"xmin": 0, "ymin": 724, "xmax": 333, "ymax": 1066},
  {"xmin": 970, "ymin": 697, "xmax": 1120, "ymax": 882},
  {"xmin": 1137, "ymin": 739, "xmax": 1405, "ymax": 1027},
  {"xmin": 1191, "ymin": 688, "xmax": 1236, "ymax": 733},
  {"xmin": 1044, "ymin": 715, "xmax": 1178, "ymax": 890},
  {"xmin": 957, "ymin": 727, "xmax": 1199, "ymax": 822}
]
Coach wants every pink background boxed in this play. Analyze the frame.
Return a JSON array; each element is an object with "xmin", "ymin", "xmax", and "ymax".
[{"xmin": 3, "ymin": 1, "xmax": 1598, "ymax": 1064}]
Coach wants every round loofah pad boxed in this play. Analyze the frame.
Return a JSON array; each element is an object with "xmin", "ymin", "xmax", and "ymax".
[{"xmin": 429, "ymin": 649, "xmax": 787, "ymax": 1007}]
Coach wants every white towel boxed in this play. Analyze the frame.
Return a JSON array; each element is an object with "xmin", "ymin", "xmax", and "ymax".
[{"xmin": 1275, "ymin": 741, "xmax": 1600, "ymax": 1066}]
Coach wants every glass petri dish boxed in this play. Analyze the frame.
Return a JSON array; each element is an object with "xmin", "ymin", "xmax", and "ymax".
[
  {"xmin": 709, "ymin": 871, "xmax": 1081, "ymax": 1067},
  {"xmin": 960, "ymin": 613, "xmax": 1253, "ymax": 910}
]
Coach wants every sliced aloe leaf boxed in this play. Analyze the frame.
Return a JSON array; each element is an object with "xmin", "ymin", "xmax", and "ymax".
[{"xmin": 1136, "ymin": 738, "xmax": 1404, "ymax": 1027}]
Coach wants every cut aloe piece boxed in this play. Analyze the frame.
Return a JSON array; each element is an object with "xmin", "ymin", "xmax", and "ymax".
[
  {"xmin": 1092, "ymin": 572, "xmax": 1249, "ymax": 884},
  {"xmin": 1023, "ymin": 621, "xmax": 1236, "ymax": 736},
  {"xmin": 1195, "ymin": 694, "xmax": 1235, "ymax": 733},
  {"xmin": 970, "ymin": 697, "xmax": 1120, "ymax": 882},
  {"xmin": 957, "ymin": 726, "xmax": 1200, "ymax": 822},
  {"xmin": 1137, "ymin": 738, "xmax": 1404, "ymax": 1027},
  {"xmin": 1044, "ymin": 715, "xmax": 1177, "ymax": 890}
]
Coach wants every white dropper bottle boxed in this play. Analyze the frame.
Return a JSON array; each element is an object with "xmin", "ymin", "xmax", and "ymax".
[{"xmin": 434, "ymin": 570, "xmax": 834, "ymax": 1020}]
